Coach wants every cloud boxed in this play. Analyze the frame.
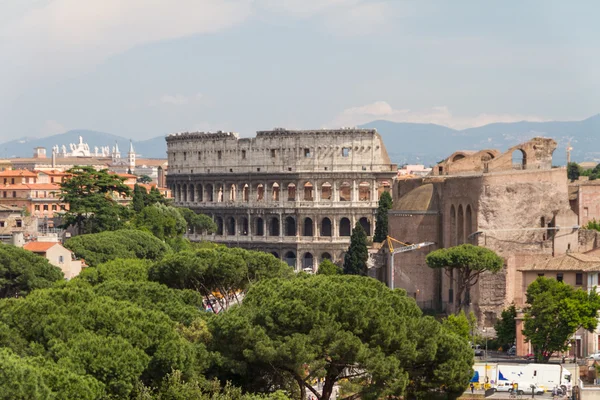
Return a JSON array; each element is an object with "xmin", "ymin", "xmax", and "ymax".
[
  {"xmin": 41, "ymin": 120, "xmax": 67, "ymax": 136},
  {"xmin": 1, "ymin": 0, "xmax": 253, "ymax": 81},
  {"xmin": 158, "ymin": 93, "xmax": 203, "ymax": 106},
  {"xmin": 328, "ymin": 101, "xmax": 551, "ymax": 130}
]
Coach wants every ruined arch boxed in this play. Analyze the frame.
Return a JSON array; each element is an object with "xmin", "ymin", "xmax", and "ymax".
[
  {"xmin": 339, "ymin": 182, "xmax": 351, "ymax": 202},
  {"xmin": 272, "ymin": 182, "xmax": 280, "ymax": 201},
  {"xmin": 217, "ymin": 185, "xmax": 224, "ymax": 202},
  {"xmin": 285, "ymin": 216, "xmax": 296, "ymax": 236},
  {"xmin": 466, "ymin": 205, "xmax": 473, "ymax": 242},
  {"xmin": 242, "ymin": 184, "xmax": 249, "ymax": 202},
  {"xmin": 303, "ymin": 217, "xmax": 314, "ymax": 236},
  {"xmin": 452, "ymin": 153, "xmax": 466, "ymax": 162},
  {"xmin": 271, "ymin": 252, "xmax": 279, "ymax": 259},
  {"xmin": 339, "ymin": 217, "xmax": 351, "ymax": 237},
  {"xmin": 359, "ymin": 217, "xmax": 371, "ymax": 236},
  {"xmin": 321, "ymin": 217, "xmax": 332, "ymax": 237},
  {"xmin": 256, "ymin": 184, "xmax": 265, "ymax": 201},
  {"xmin": 302, "ymin": 252, "xmax": 314, "ymax": 270},
  {"xmin": 321, "ymin": 252, "xmax": 332, "ymax": 262},
  {"xmin": 358, "ymin": 182, "xmax": 371, "ymax": 201},
  {"xmin": 511, "ymin": 148, "xmax": 527, "ymax": 170},
  {"xmin": 229, "ymin": 184, "xmax": 236, "ymax": 201},
  {"xmin": 457, "ymin": 204, "xmax": 464, "ymax": 244}
]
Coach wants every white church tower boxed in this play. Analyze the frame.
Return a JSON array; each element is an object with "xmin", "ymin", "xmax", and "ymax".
[
  {"xmin": 112, "ymin": 141, "xmax": 121, "ymax": 162},
  {"xmin": 128, "ymin": 140, "xmax": 136, "ymax": 172}
]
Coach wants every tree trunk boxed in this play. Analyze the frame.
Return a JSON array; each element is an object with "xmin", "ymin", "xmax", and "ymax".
[
  {"xmin": 321, "ymin": 376, "xmax": 336, "ymax": 400},
  {"xmin": 294, "ymin": 375, "xmax": 307, "ymax": 400}
]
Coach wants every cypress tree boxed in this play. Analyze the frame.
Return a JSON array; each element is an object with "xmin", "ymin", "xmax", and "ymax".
[
  {"xmin": 373, "ymin": 191, "xmax": 393, "ymax": 242},
  {"xmin": 343, "ymin": 222, "xmax": 369, "ymax": 276}
]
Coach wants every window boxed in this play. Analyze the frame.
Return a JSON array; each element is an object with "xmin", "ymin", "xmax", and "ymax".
[
  {"xmin": 557, "ymin": 273, "xmax": 563, "ymax": 282},
  {"xmin": 58, "ymin": 256, "xmax": 64, "ymax": 263},
  {"xmin": 342, "ymin": 147, "xmax": 350, "ymax": 157},
  {"xmin": 10, "ymin": 178, "xmax": 14, "ymax": 184},
  {"xmin": 242, "ymin": 150, "xmax": 246, "ymax": 159},
  {"xmin": 229, "ymin": 169, "xmax": 233, "ymax": 172},
  {"xmin": 576, "ymin": 273, "xmax": 583, "ymax": 285},
  {"xmin": 52, "ymin": 205, "xmax": 57, "ymax": 211},
  {"xmin": 362, "ymin": 166, "xmax": 367, "ymax": 171},
  {"xmin": 51, "ymin": 177, "xmax": 54, "ymax": 183},
  {"xmin": 271, "ymin": 149, "xmax": 276, "ymax": 158},
  {"xmin": 198, "ymin": 152, "xmax": 201, "ymax": 160},
  {"xmin": 304, "ymin": 148, "xmax": 311, "ymax": 158},
  {"xmin": 288, "ymin": 167, "xmax": 292, "ymax": 171},
  {"xmin": 43, "ymin": 205, "xmax": 48, "ymax": 211},
  {"xmin": 173, "ymin": 153, "xmax": 176, "ymax": 161},
  {"xmin": 0, "ymin": 222, "xmax": 4, "ymax": 227},
  {"xmin": 218, "ymin": 151, "xmax": 222, "ymax": 159},
  {"xmin": 34, "ymin": 205, "xmax": 40, "ymax": 211},
  {"xmin": 2, "ymin": 179, "xmax": 5, "ymax": 184},
  {"xmin": 448, "ymin": 288, "xmax": 454, "ymax": 303},
  {"xmin": 183, "ymin": 152, "xmax": 187, "ymax": 161},
  {"xmin": 12, "ymin": 191, "xmax": 16, "ymax": 198},
  {"xmin": 2, "ymin": 191, "xmax": 5, "ymax": 198},
  {"xmin": 257, "ymin": 168, "xmax": 261, "ymax": 172},
  {"xmin": 16, "ymin": 220, "xmax": 22, "ymax": 228},
  {"xmin": 60, "ymin": 205, "xmax": 66, "ymax": 210}
]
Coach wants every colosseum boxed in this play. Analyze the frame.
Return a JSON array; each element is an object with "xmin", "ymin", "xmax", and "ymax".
[{"xmin": 166, "ymin": 128, "xmax": 397, "ymax": 271}]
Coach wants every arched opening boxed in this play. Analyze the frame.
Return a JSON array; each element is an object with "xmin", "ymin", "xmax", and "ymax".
[
  {"xmin": 241, "ymin": 217, "xmax": 249, "ymax": 236},
  {"xmin": 255, "ymin": 217, "xmax": 264, "ymax": 236},
  {"xmin": 256, "ymin": 184, "xmax": 264, "ymax": 201},
  {"xmin": 339, "ymin": 182, "xmax": 351, "ymax": 201},
  {"xmin": 287, "ymin": 183, "xmax": 296, "ymax": 201},
  {"xmin": 272, "ymin": 183, "xmax": 280, "ymax": 201},
  {"xmin": 512, "ymin": 149, "xmax": 527, "ymax": 170},
  {"xmin": 303, "ymin": 217, "xmax": 314, "ymax": 236},
  {"xmin": 269, "ymin": 217, "xmax": 280, "ymax": 236},
  {"xmin": 339, "ymin": 217, "xmax": 351, "ymax": 237},
  {"xmin": 465, "ymin": 205, "xmax": 473, "ymax": 242},
  {"xmin": 227, "ymin": 217, "xmax": 236, "ymax": 236},
  {"xmin": 229, "ymin": 184, "xmax": 236, "ymax": 202},
  {"xmin": 284, "ymin": 251, "xmax": 296, "ymax": 268},
  {"xmin": 217, "ymin": 185, "xmax": 224, "ymax": 202},
  {"xmin": 189, "ymin": 184, "xmax": 195, "ymax": 202},
  {"xmin": 377, "ymin": 181, "xmax": 391, "ymax": 197},
  {"xmin": 321, "ymin": 217, "xmax": 332, "ymax": 237},
  {"xmin": 450, "ymin": 205, "xmax": 456, "ymax": 246},
  {"xmin": 182, "ymin": 184, "xmax": 188, "ymax": 202},
  {"xmin": 303, "ymin": 182, "xmax": 314, "ymax": 201},
  {"xmin": 176, "ymin": 184, "xmax": 181, "ymax": 202},
  {"xmin": 271, "ymin": 252, "xmax": 279, "ymax": 259},
  {"xmin": 284, "ymin": 216, "xmax": 296, "ymax": 236},
  {"xmin": 321, "ymin": 252, "xmax": 332, "ymax": 262},
  {"xmin": 452, "ymin": 154, "xmax": 466, "ymax": 162},
  {"xmin": 242, "ymin": 184, "xmax": 249, "ymax": 202},
  {"xmin": 216, "ymin": 217, "xmax": 224, "ymax": 236},
  {"xmin": 359, "ymin": 217, "xmax": 371, "ymax": 236},
  {"xmin": 358, "ymin": 182, "xmax": 370, "ymax": 201},
  {"xmin": 457, "ymin": 205, "xmax": 464, "ymax": 244},
  {"xmin": 197, "ymin": 184, "xmax": 203, "ymax": 202},
  {"xmin": 303, "ymin": 252, "xmax": 314, "ymax": 270},
  {"xmin": 206, "ymin": 184, "xmax": 213, "ymax": 202},
  {"xmin": 321, "ymin": 182, "xmax": 332, "ymax": 200}
]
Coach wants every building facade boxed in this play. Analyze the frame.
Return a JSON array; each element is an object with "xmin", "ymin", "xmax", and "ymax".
[{"xmin": 166, "ymin": 128, "xmax": 397, "ymax": 270}]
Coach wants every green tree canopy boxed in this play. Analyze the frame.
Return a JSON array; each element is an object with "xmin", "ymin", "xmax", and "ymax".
[
  {"xmin": 64, "ymin": 229, "xmax": 170, "ymax": 267},
  {"xmin": 0, "ymin": 244, "xmax": 63, "ymax": 298},
  {"xmin": 316, "ymin": 259, "xmax": 342, "ymax": 275},
  {"xmin": 523, "ymin": 277, "xmax": 600, "ymax": 362},
  {"xmin": 343, "ymin": 222, "xmax": 369, "ymax": 276},
  {"xmin": 426, "ymin": 244, "xmax": 504, "ymax": 312},
  {"xmin": 137, "ymin": 175, "xmax": 153, "ymax": 184},
  {"xmin": 494, "ymin": 304, "xmax": 517, "ymax": 350},
  {"xmin": 177, "ymin": 208, "xmax": 217, "ymax": 235},
  {"xmin": 210, "ymin": 275, "xmax": 473, "ymax": 400},
  {"xmin": 373, "ymin": 191, "xmax": 393, "ymax": 243},
  {"xmin": 59, "ymin": 166, "xmax": 132, "ymax": 234},
  {"xmin": 133, "ymin": 203, "xmax": 187, "ymax": 240},
  {"xmin": 567, "ymin": 162, "xmax": 582, "ymax": 181}
]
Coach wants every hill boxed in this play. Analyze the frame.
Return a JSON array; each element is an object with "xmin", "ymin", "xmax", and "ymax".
[{"xmin": 1, "ymin": 115, "xmax": 599, "ymax": 166}]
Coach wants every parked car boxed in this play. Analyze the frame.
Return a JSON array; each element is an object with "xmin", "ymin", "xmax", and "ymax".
[
  {"xmin": 507, "ymin": 346, "xmax": 516, "ymax": 356},
  {"xmin": 473, "ymin": 345, "xmax": 484, "ymax": 357},
  {"xmin": 588, "ymin": 352, "xmax": 600, "ymax": 360}
]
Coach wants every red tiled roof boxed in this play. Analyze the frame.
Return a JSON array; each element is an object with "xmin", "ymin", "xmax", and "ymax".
[
  {"xmin": 23, "ymin": 242, "xmax": 59, "ymax": 252},
  {"xmin": 0, "ymin": 169, "xmax": 37, "ymax": 177}
]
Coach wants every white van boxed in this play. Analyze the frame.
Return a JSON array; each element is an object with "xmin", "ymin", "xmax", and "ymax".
[{"xmin": 510, "ymin": 382, "xmax": 544, "ymax": 395}]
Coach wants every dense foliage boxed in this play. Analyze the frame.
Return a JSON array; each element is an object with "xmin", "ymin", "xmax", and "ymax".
[
  {"xmin": 59, "ymin": 166, "xmax": 132, "ymax": 234},
  {"xmin": 343, "ymin": 222, "xmax": 369, "ymax": 275},
  {"xmin": 211, "ymin": 275, "xmax": 473, "ymax": 400},
  {"xmin": 568, "ymin": 161, "xmax": 600, "ymax": 181},
  {"xmin": 64, "ymin": 229, "xmax": 170, "ymax": 266},
  {"xmin": 316, "ymin": 259, "xmax": 342, "ymax": 275},
  {"xmin": 494, "ymin": 304, "xmax": 517, "ymax": 350},
  {"xmin": 373, "ymin": 191, "xmax": 393, "ymax": 242},
  {"xmin": 523, "ymin": 277, "xmax": 600, "ymax": 362},
  {"xmin": 426, "ymin": 244, "xmax": 504, "ymax": 312},
  {"xmin": 0, "ymin": 244, "xmax": 64, "ymax": 298}
]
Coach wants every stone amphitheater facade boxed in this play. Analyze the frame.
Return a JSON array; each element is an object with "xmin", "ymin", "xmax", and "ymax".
[{"xmin": 166, "ymin": 128, "xmax": 397, "ymax": 271}]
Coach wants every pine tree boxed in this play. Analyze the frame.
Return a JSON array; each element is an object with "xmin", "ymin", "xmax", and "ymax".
[
  {"xmin": 373, "ymin": 191, "xmax": 393, "ymax": 242},
  {"xmin": 343, "ymin": 222, "xmax": 369, "ymax": 276},
  {"xmin": 131, "ymin": 184, "xmax": 147, "ymax": 213}
]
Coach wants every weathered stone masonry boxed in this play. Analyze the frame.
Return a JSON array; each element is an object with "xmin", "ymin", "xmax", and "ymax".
[{"xmin": 166, "ymin": 128, "xmax": 397, "ymax": 270}]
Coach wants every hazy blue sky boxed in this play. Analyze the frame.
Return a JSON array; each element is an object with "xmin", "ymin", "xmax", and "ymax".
[{"xmin": 1, "ymin": 0, "xmax": 599, "ymax": 141}]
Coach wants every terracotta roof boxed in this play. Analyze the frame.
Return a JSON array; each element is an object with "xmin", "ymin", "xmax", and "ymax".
[
  {"xmin": 0, "ymin": 169, "xmax": 37, "ymax": 177},
  {"xmin": 23, "ymin": 242, "xmax": 59, "ymax": 253},
  {"xmin": 35, "ymin": 170, "xmax": 68, "ymax": 176},
  {"xmin": 518, "ymin": 252, "xmax": 600, "ymax": 272},
  {"xmin": 10, "ymin": 157, "xmax": 110, "ymax": 166},
  {"xmin": 136, "ymin": 158, "xmax": 167, "ymax": 167},
  {"xmin": 0, "ymin": 183, "xmax": 60, "ymax": 190}
]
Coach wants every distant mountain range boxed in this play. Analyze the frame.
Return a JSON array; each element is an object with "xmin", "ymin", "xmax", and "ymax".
[{"xmin": 2, "ymin": 115, "xmax": 599, "ymax": 166}]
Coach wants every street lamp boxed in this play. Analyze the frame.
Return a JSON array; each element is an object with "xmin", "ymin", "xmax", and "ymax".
[{"xmin": 482, "ymin": 327, "xmax": 488, "ymax": 361}]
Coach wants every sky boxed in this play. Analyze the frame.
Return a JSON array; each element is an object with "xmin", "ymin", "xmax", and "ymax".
[{"xmin": 1, "ymin": 0, "xmax": 599, "ymax": 141}]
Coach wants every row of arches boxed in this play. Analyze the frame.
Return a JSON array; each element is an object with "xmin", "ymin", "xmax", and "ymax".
[
  {"xmin": 449, "ymin": 204, "xmax": 474, "ymax": 246},
  {"xmin": 282, "ymin": 251, "xmax": 332, "ymax": 269},
  {"xmin": 173, "ymin": 180, "xmax": 378, "ymax": 203},
  {"xmin": 213, "ymin": 216, "xmax": 372, "ymax": 237}
]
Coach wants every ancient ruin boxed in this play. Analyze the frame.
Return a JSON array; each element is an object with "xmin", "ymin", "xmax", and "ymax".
[{"xmin": 166, "ymin": 128, "xmax": 397, "ymax": 270}]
